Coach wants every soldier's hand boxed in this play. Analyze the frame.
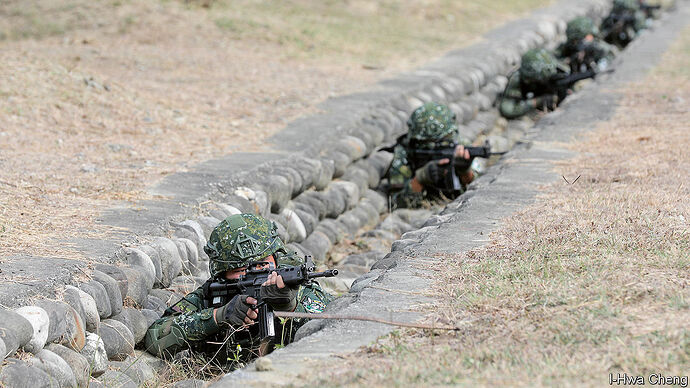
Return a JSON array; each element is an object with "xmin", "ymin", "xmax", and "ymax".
[
  {"xmin": 453, "ymin": 145, "xmax": 470, "ymax": 161},
  {"xmin": 261, "ymin": 272, "xmax": 297, "ymax": 311},
  {"xmin": 216, "ymin": 294, "xmax": 258, "ymax": 328}
]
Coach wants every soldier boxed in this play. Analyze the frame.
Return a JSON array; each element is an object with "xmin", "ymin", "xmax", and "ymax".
[
  {"xmin": 556, "ymin": 16, "xmax": 617, "ymax": 73},
  {"xmin": 499, "ymin": 48, "xmax": 570, "ymax": 120},
  {"xmin": 144, "ymin": 214, "xmax": 333, "ymax": 362},
  {"xmin": 600, "ymin": 0, "xmax": 646, "ymax": 48},
  {"xmin": 381, "ymin": 102, "xmax": 477, "ymax": 209}
]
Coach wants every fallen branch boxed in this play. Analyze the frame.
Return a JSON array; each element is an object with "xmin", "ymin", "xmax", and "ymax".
[{"xmin": 274, "ymin": 311, "xmax": 460, "ymax": 331}]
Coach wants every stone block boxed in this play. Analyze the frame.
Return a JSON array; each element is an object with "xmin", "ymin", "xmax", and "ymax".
[
  {"xmin": 300, "ymin": 231, "xmax": 332, "ymax": 264},
  {"xmin": 99, "ymin": 370, "xmax": 137, "ymax": 388},
  {"xmin": 91, "ymin": 270, "xmax": 123, "ymax": 318},
  {"xmin": 143, "ymin": 295, "xmax": 167, "ymax": 316},
  {"xmin": 322, "ymin": 186, "xmax": 347, "ymax": 218},
  {"xmin": 329, "ymin": 151, "xmax": 351, "ymax": 179},
  {"xmin": 279, "ymin": 208, "xmax": 307, "ymax": 243},
  {"xmin": 171, "ymin": 220, "xmax": 207, "ymax": 261},
  {"xmin": 313, "ymin": 158, "xmax": 335, "ymax": 190},
  {"xmin": 293, "ymin": 208, "xmax": 317, "ymax": 237},
  {"xmin": 138, "ymin": 245, "xmax": 163, "ymax": 287},
  {"xmin": 66, "ymin": 285, "xmax": 100, "ymax": 333},
  {"xmin": 0, "ymin": 308, "xmax": 33, "ymax": 350},
  {"xmin": 152, "ymin": 237, "xmax": 184, "ymax": 288},
  {"xmin": 176, "ymin": 237, "xmax": 200, "ymax": 275},
  {"xmin": 94, "ymin": 264, "xmax": 129, "ymax": 301},
  {"xmin": 0, "ymin": 358, "xmax": 53, "ymax": 388},
  {"xmin": 0, "ymin": 328, "xmax": 19, "ymax": 358},
  {"xmin": 341, "ymin": 165, "xmax": 369, "ymax": 195},
  {"xmin": 122, "ymin": 247, "xmax": 156, "ymax": 290},
  {"xmin": 109, "ymin": 355, "xmax": 157, "ymax": 386},
  {"xmin": 119, "ymin": 267, "xmax": 149, "ymax": 308},
  {"xmin": 100, "ymin": 319, "xmax": 134, "ymax": 361},
  {"xmin": 174, "ymin": 379, "xmax": 206, "ymax": 388},
  {"xmin": 28, "ymin": 348, "xmax": 77, "ymax": 388},
  {"xmin": 80, "ymin": 332, "xmax": 108, "ymax": 377},
  {"xmin": 110, "ymin": 308, "xmax": 148, "ymax": 345},
  {"xmin": 196, "ymin": 216, "xmax": 221, "ymax": 241},
  {"xmin": 314, "ymin": 219, "xmax": 343, "ymax": 244},
  {"xmin": 140, "ymin": 309, "xmax": 160, "ymax": 328},
  {"xmin": 330, "ymin": 181, "xmax": 360, "ymax": 209},
  {"xmin": 45, "ymin": 343, "xmax": 90, "ymax": 388}
]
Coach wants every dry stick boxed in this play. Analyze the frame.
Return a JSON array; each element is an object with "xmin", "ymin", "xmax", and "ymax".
[{"xmin": 274, "ymin": 311, "xmax": 460, "ymax": 331}]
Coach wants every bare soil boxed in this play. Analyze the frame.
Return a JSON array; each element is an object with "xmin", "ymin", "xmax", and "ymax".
[{"xmin": 0, "ymin": 0, "xmax": 549, "ymax": 258}]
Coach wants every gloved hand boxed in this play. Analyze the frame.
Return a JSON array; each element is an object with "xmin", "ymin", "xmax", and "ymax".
[
  {"xmin": 535, "ymin": 94, "xmax": 559, "ymax": 110},
  {"xmin": 415, "ymin": 160, "xmax": 445, "ymax": 189},
  {"xmin": 260, "ymin": 271, "xmax": 297, "ymax": 311},
  {"xmin": 215, "ymin": 294, "xmax": 258, "ymax": 328}
]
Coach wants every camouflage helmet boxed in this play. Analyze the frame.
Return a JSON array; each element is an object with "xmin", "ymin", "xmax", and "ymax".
[
  {"xmin": 566, "ymin": 16, "xmax": 598, "ymax": 42},
  {"xmin": 519, "ymin": 48, "xmax": 559, "ymax": 84},
  {"xmin": 204, "ymin": 214, "xmax": 286, "ymax": 278},
  {"xmin": 613, "ymin": 0, "xmax": 639, "ymax": 11},
  {"xmin": 406, "ymin": 102, "xmax": 458, "ymax": 144}
]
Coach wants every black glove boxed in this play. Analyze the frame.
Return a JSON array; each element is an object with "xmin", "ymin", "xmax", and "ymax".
[
  {"xmin": 260, "ymin": 283, "xmax": 297, "ymax": 311},
  {"xmin": 216, "ymin": 294, "xmax": 256, "ymax": 328},
  {"xmin": 535, "ymin": 94, "xmax": 559, "ymax": 110},
  {"xmin": 415, "ymin": 160, "xmax": 448, "ymax": 189}
]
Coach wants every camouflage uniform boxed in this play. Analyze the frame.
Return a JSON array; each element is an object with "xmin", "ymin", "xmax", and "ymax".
[
  {"xmin": 499, "ymin": 48, "xmax": 570, "ymax": 119},
  {"xmin": 600, "ymin": 0, "xmax": 646, "ymax": 48},
  {"xmin": 556, "ymin": 16, "xmax": 617, "ymax": 73},
  {"xmin": 384, "ymin": 102, "xmax": 478, "ymax": 209},
  {"xmin": 144, "ymin": 214, "xmax": 333, "ymax": 361}
]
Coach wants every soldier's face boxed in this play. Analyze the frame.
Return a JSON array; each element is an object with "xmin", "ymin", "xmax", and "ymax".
[{"xmin": 223, "ymin": 255, "xmax": 276, "ymax": 280}]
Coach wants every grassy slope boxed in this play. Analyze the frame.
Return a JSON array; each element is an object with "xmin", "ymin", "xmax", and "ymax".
[{"xmin": 306, "ymin": 26, "xmax": 690, "ymax": 388}]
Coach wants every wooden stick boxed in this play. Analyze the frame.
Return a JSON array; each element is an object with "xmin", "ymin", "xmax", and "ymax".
[{"xmin": 273, "ymin": 311, "xmax": 460, "ymax": 331}]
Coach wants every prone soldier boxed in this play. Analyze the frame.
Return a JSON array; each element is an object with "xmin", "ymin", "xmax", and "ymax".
[
  {"xmin": 380, "ymin": 102, "xmax": 482, "ymax": 209},
  {"xmin": 556, "ymin": 16, "xmax": 618, "ymax": 73},
  {"xmin": 498, "ymin": 48, "xmax": 570, "ymax": 120},
  {"xmin": 600, "ymin": 0, "xmax": 647, "ymax": 48},
  {"xmin": 144, "ymin": 214, "xmax": 334, "ymax": 363}
]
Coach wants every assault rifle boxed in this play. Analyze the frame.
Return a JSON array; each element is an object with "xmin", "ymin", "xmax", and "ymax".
[
  {"xmin": 546, "ymin": 67, "xmax": 614, "ymax": 102},
  {"xmin": 407, "ymin": 140, "xmax": 507, "ymax": 193},
  {"xmin": 640, "ymin": 2, "xmax": 661, "ymax": 19},
  {"xmin": 204, "ymin": 256, "xmax": 337, "ymax": 354}
]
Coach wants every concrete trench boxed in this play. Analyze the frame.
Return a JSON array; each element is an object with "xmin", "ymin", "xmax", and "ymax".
[{"xmin": 2, "ymin": 0, "xmax": 686, "ymax": 386}]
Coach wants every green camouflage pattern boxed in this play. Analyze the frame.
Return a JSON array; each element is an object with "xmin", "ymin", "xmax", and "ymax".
[
  {"xmin": 600, "ymin": 0, "xmax": 646, "ymax": 48},
  {"xmin": 566, "ymin": 16, "xmax": 599, "ymax": 43},
  {"xmin": 613, "ymin": 0, "xmax": 640, "ymax": 12},
  {"xmin": 519, "ymin": 48, "xmax": 559, "ymax": 85},
  {"xmin": 406, "ymin": 102, "xmax": 458, "ymax": 144},
  {"xmin": 144, "ymin": 281, "xmax": 333, "ymax": 359},
  {"xmin": 499, "ymin": 50, "xmax": 571, "ymax": 119},
  {"xmin": 204, "ymin": 214, "xmax": 286, "ymax": 278},
  {"xmin": 385, "ymin": 131, "xmax": 477, "ymax": 209},
  {"xmin": 556, "ymin": 38, "xmax": 617, "ymax": 73}
]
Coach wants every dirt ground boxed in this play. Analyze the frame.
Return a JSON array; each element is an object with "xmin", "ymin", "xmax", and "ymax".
[
  {"xmin": 300, "ymin": 25, "xmax": 690, "ymax": 387},
  {"xmin": 0, "ymin": 0, "xmax": 550, "ymax": 258}
]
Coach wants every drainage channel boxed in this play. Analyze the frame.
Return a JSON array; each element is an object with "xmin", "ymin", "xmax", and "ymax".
[{"xmin": 3, "ymin": 0, "xmax": 678, "ymax": 386}]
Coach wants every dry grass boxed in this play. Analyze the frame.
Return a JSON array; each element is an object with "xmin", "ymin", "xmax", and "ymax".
[
  {"xmin": 0, "ymin": 0, "xmax": 550, "ymax": 258},
  {"xmin": 298, "ymin": 26, "xmax": 690, "ymax": 388}
]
